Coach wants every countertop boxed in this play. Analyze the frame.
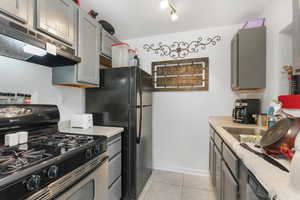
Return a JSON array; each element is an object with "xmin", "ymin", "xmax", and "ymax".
[
  {"xmin": 59, "ymin": 121, "xmax": 124, "ymax": 138},
  {"xmin": 209, "ymin": 116, "xmax": 300, "ymax": 200}
]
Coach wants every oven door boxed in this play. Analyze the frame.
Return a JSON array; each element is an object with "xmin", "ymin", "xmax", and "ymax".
[{"xmin": 56, "ymin": 160, "xmax": 108, "ymax": 200}]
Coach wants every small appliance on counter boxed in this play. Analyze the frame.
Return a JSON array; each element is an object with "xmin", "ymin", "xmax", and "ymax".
[
  {"xmin": 71, "ymin": 114, "xmax": 93, "ymax": 129},
  {"xmin": 232, "ymin": 99, "xmax": 261, "ymax": 124}
]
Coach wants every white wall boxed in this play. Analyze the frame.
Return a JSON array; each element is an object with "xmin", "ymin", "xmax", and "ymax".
[
  {"xmin": 127, "ymin": 25, "xmax": 241, "ymax": 175},
  {"xmin": 0, "ymin": 56, "xmax": 85, "ymax": 121},
  {"xmin": 260, "ymin": 0, "xmax": 293, "ymax": 110}
]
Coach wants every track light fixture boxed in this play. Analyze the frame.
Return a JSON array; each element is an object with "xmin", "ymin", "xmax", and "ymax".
[{"xmin": 160, "ymin": 0, "xmax": 178, "ymax": 21}]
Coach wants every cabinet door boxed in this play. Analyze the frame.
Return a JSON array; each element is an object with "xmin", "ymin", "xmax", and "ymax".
[
  {"xmin": 77, "ymin": 9, "xmax": 100, "ymax": 85},
  {"xmin": 0, "ymin": 0, "xmax": 28, "ymax": 23},
  {"xmin": 238, "ymin": 27, "xmax": 266, "ymax": 89},
  {"xmin": 36, "ymin": 0, "xmax": 76, "ymax": 45},
  {"xmin": 222, "ymin": 161, "xmax": 238, "ymax": 200},
  {"xmin": 239, "ymin": 163, "xmax": 249, "ymax": 200},
  {"xmin": 101, "ymin": 28, "xmax": 118, "ymax": 58},
  {"xmin": 215, "ymin": 147, "xmax": 222, "ymax": 200},
  {"xmin": 294, "ymin": 0, "xmax": 300, "ymax": 67},
  {"xmin": 209, "ymin": 139, "xmax": 216, "ymax": 186},
  {"xmin": 231, "ymin": 34, "xmax": 238, "ymax": 88}
]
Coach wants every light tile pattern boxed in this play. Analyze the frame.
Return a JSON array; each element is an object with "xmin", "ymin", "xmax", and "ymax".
[{"xmin": 138, "ymin": 170, "xmax": 216, "ymax": 200}]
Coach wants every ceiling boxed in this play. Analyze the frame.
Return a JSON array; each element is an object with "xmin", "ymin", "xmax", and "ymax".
[{"xmin": 81, "ymin": 0, "xmax": 270, "ymax": 40}]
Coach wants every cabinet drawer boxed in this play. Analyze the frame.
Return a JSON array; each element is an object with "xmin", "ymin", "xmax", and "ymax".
[
  {"xmin": 108, "ymin": 153, "xmax": 122, "ymax": 187},
  {"xmin": 223, "ymin": 143, "xmax": 239, "ymax": 179},
  {"xmin": 215, "ymin": 133, "xmax": 223, "ymax": 152},
  {"xmin": 109, "ymin": 176, "xmax": 122, "ymax": 200},
  {"xmin": 108, "ymin": 138, "xmax": 122, "ymax": 159}
]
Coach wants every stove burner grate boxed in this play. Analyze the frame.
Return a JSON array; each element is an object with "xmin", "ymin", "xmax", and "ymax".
[{"xmin": 0, "ymin": 149, "xmax": 52, "ymax": 175}]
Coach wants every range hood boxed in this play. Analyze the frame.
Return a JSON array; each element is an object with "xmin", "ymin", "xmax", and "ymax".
[{"xmin": 0, "ymin": 16, "xmax": 81, "ymax": 67}]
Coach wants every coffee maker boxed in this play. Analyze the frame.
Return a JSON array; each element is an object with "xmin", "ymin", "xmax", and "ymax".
[{"xmin": 232, "ymin": 99, "xmax": 261, "ymax": 124}]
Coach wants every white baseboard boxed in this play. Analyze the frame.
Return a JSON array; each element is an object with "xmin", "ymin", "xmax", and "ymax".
[{"xmin": 153, "ymin": 166, "xmax": 210, "ymax": 177}]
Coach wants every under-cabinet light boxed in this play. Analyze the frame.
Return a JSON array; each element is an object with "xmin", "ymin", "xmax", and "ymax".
[{"xmin": 23, "ymin": 44, "xmax": 47, "ymax": 57}]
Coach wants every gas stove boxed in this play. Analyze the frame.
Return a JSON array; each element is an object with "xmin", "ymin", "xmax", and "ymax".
[{"xmin": 0, "ymin": 105, "xmax": 108, "ymax": 200}]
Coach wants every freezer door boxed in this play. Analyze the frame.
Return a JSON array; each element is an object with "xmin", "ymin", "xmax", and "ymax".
[{"xmin": 86, "ymin": 68, "xmax": 131, "ymax": 125}]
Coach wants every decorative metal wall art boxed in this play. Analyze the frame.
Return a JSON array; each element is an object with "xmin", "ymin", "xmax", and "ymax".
[
  {"xmin": 143, "ymin": 36, "xmax": 221, "ymax": 59},
  {"xmin": 152, "ymin": 57, "xmax": 209, "ymax": 91}
]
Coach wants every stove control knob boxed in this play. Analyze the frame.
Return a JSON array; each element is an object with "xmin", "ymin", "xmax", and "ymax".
[
  {"xmin": 94, "ymin": 144, "xmax": 101, "ymax": 154},
  {"xmin": 47, "ymin": 165, "xmax": 59, "ymax": 179},
  {"xmin": 26, "ymin": 175, "xmax": 41, "ymax": 191},
  {"xmin": 85, "ymin": 149, "xmax": 93, "ymax": 159}
]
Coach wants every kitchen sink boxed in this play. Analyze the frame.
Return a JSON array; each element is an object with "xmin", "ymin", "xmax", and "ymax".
[{"xmin": 222, "ymin": 127, "xmax": 266, "ymax": 143}]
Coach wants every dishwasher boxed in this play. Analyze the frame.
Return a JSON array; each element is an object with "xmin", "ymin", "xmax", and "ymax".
[{"xmin": 246, "ymin": 172, "xmax": 270, "ymax": 200}]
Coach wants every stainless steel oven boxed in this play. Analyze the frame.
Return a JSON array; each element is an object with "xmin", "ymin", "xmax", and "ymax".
[{"xmin": 26, "ymin": 153, "xmax": 108, "ymax": 200}]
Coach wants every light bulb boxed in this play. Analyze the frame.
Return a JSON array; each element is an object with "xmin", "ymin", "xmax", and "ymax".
[
  {"xmin": 160, "ymin": 0, "xmax": 169, "ymax": 10},
  {"xmin": 171, "ymin": 11, "xmax": 178, "ymax": 21}
]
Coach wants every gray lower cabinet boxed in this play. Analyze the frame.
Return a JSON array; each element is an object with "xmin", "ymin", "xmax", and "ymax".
[
  {"xmin": 215, "ymin": 146, "xmax": 222, "ymax": 200},
  {"xmin": 239, "ymin": 163, "xmax": 249, "ymax": 200},
  {"xmin": 209, "ymin": 125, "xmax": 269, "ymax": 200},
  {"xmin": 109, "ymin": 177, "xmax": 122, "ymax": 200},
  {"xmin": 108, "ymin": 136, "xmax": 122, "ymax": 200},
  {"xmin": 209, "ymin": 126, "xmax": 240, "ymax": 200},
  {"xmin": 209, "ymin": 139, "xmax": 215, "ymax": 186},
  {"xmin": 0, "ymin": 0, "xmax": 29, "ymax": 23},
  {"xmin": 222, "ymin": 161, "xmax": 238, "ymax": 200},
  {"xmin": 36, "ymin": 0, "xmax": 76, "ymax": 45}
]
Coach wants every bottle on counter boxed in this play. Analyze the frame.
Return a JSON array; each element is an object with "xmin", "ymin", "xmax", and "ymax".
[
  {"xmin": 0, "ymin": 93, "xmax": 8, "ymax": 104},
  {"xmin": 16, "ymin": 93, "xmax": 25, "ymax": 104},
  {"xmin": 8, "ymin": 93, "xmax": 16, "ymax": 104},
  {"xmin": 23, "ymin": 94, "xmax": 31, "ymax": 104}
]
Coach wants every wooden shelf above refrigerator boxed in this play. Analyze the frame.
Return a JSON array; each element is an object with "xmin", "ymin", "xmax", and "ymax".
[{"xmin": 100, "ymin": 55, "xmax": 112, "ymax": 68}]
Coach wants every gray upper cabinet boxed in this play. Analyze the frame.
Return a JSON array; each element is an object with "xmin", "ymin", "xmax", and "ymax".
[
  {"xmin": 293, "ymin": 0, "xmax": 300, "ymax": 68},
  {"xmin": 231, "ymin": 27, "xmax": 266, "ymax": 90},
  {"xmin": 77, "ymin": 9, "xmax": 100, "ymax": 85},
  {"xmin": 52, "ymin": 8, "xmax": 100, "ymax": 87},
  {"xmin": 100, "ymin": 27, "xmax": 119, "ymax": 58},
  {"xmin": 0, "ymin": 0, "xmax": 29, "ymax": 23},
  {"xmin": 36, "ymin": 0, "xmax": 76, "ymax": 45}
]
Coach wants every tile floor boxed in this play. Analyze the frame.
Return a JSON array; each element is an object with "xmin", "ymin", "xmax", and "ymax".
[{"xmin": 138, "ymin": 170, "xmax": 216, "ymax": 200}]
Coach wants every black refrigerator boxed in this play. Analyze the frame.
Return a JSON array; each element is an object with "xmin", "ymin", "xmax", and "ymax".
[{"xmin": 86, "ymin": 67, "xmax": 153, "ymax": 200}]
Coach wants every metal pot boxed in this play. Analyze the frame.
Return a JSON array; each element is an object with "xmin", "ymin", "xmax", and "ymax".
[{"xmin": 260, "ymin": 118, "xmax": 300, "ymax": 160}]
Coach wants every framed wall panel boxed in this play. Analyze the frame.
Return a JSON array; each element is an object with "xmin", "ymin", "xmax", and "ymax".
[{"xmin": 152, "ymin": 57, "xmax": 209, "ymax": 91}]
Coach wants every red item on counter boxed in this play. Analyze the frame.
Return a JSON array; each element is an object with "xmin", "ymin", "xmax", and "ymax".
[
  {"xmin": 278, "ymin": 95, "xmax": 300, "ymax": 109},
  {"xmin": 73, "ymin": 0, "xmax": 80, "ymax": 5}
]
